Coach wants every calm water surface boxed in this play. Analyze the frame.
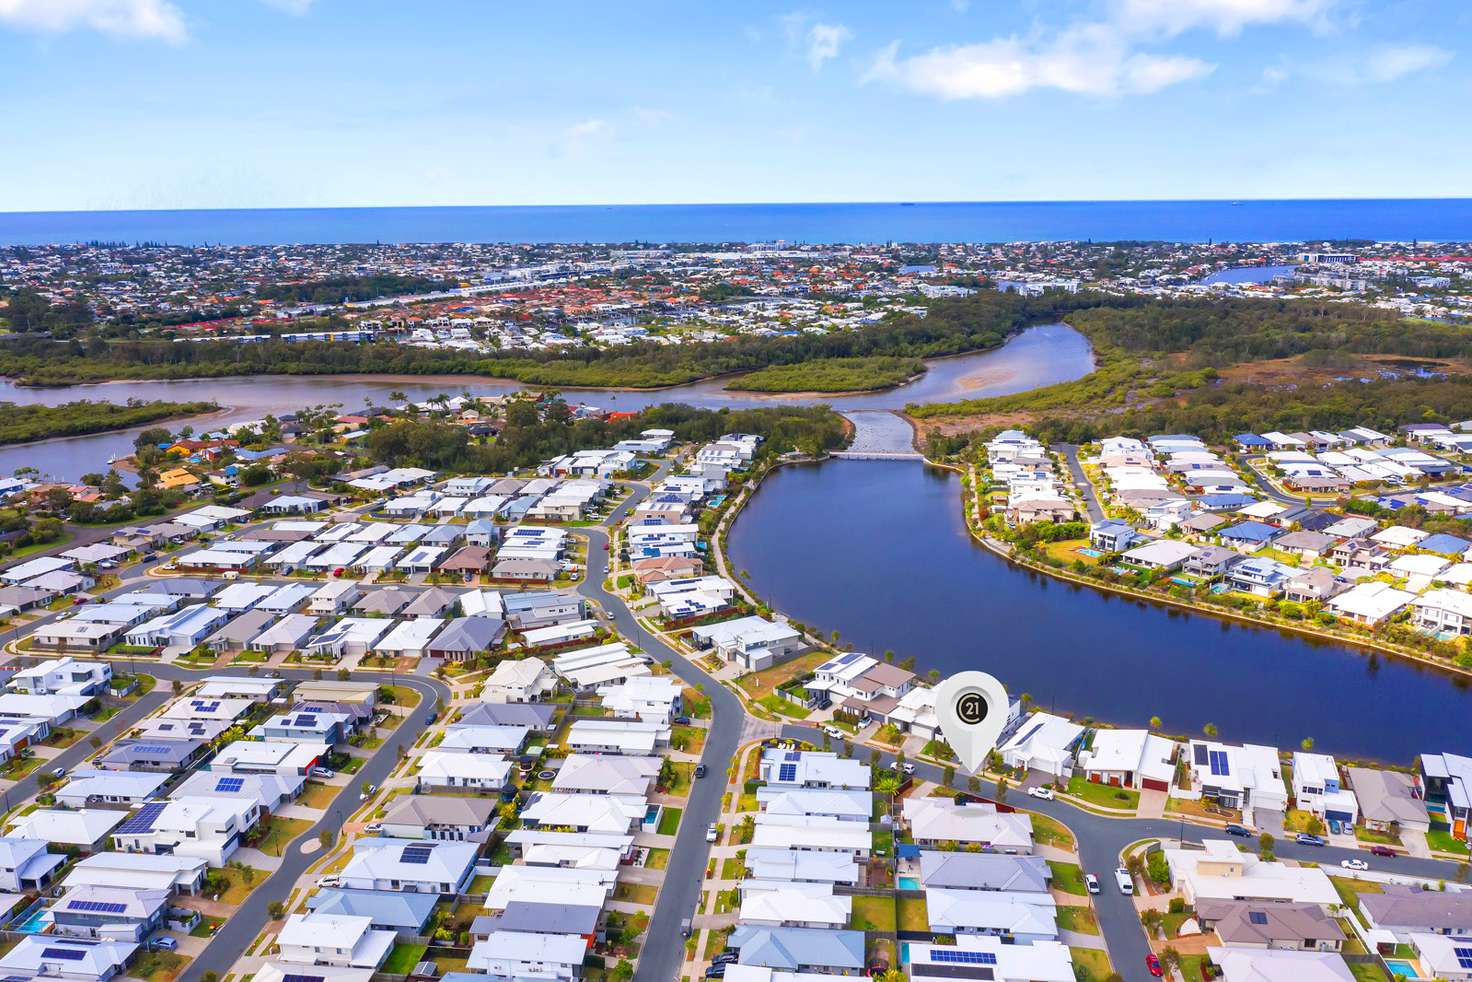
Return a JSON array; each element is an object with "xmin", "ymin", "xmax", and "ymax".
[
  {"xmin": 5, "ymin": 200, "xmax": 1472, "ymax": 245},
  {"xmin": 727, "ymin": 459, "xmax": 1470, "ymax": 762},
  {"xmin": 0, "ymin": 323, "xmax": 1092, "ymax": 480}
]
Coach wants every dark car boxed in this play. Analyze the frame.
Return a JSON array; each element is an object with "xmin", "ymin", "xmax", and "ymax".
[
  {"xmin": 673, "ymin": 715, "xmax": 692, "ymax": 726},
  {"xmin": 710, "ymin": 953, "xmax": 739, "ymax": 967},
  {"xmin": 1295, "ymin": 833, "xmax": 1326, "ymax": 846},
  {"xmin": 704, "ymin": 965, "xmax": 726, "ymax": 979},
  {"xmin": 1224, "ymin": 823, "xmax": 1253, "ymax": 837},
  {"xmin": 1369, "ymin": 844, "xmax": 1396, "ymax": 857},
  {"xmin": 695, "ymin": 763, "xmax": 708, "ymax": 778}
]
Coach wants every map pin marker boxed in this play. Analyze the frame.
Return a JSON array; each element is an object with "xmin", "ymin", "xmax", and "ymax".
[{"xmin": 935, "ymin": 670, "xmax": 1010, "ymax": 773}]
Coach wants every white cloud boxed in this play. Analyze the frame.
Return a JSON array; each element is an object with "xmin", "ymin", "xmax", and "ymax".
[
  {"xmin": 806, "ymin": 22, "xmax": 852, "ymax": 71},
  {"xmin": 0, "ymin": 0, "xmax": 186, "ymax": 42},
  {"xmin": 1365, "ymin": 43, "xmax": 1451, "ymax": 82},
  {"xmin": 1115, "ymin": 0, "xmax": 1339, "ymax": 38},
  {"xmin": 868, "ymin": 22, "xmax": 1213, "ymax": 100}
]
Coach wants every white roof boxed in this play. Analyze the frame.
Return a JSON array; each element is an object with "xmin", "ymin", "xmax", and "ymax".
[
  {"xmin": 1206, "ymin": 946, "xmax": 1354, "ymax": 982},
  {"xmin": 376, "ymin": 617, "xmax": 444, "ymax": 652},
  {"xmin": 1326, "ymin": 582, "xmax": 1416, "ymax": 622},
  {"xmin": 418, "ymin": 750, "xmax": 513, "ymax": 782},
  {"xmin": 8, "ymin": 807, "xmax": 124, "ymax": 845}
]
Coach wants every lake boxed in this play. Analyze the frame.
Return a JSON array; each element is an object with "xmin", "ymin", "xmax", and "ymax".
[
  {"xmin": 727, "ymin": 457, "xmax": 1470, "ymax": 762},
  {"xmin": 0, "ymin": 323, "xmax": 1093, "ymax": 480}
]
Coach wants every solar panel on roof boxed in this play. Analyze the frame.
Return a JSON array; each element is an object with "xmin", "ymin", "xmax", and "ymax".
[
  {"xmin": 784, "ymin": 751, "xmax": 800, "ymax": 761},
  {"xmin": 40, "ymin": 948, "xmax": 87, "ymax": 962},
  {"xmin": 134, "ymin": 744, "xmax": 172, "ymax": 755},
  {"xmin": 67, "ymin": 900, "xmax": 127, "ymax": 914},
  {"xmin": 295, "ymin": 715, "xmax": 318, "ymax": 726},
  {"xmin": 777, "ymin": 764, "xmax": 798, "ymax": 782},
  {"xmin": 400, "ymin": 844, "xmax": 434, "ymax": 864},
  {"xmin": 281, "ymin": 975, "xmax": 326, "ymax": 982},
  {"xmin": 928, "ymin": 950, "xmax": 997, "ymax": 965},
  {"xmin": 116, "ymin": 801, "xmax": 166, "ymax": 834},
  {"xmin": 1248, "ymin": 911, "xmax": 1268, "ymax": 925},
  {"xmin": 215, "ymin": 777, "xmax": 245, "ymax": 793}
]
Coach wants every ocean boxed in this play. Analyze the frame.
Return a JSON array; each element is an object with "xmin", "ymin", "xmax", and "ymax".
[{"xmin": 2, "ymin": 199, "xmax": 1472, "ymax": 246}]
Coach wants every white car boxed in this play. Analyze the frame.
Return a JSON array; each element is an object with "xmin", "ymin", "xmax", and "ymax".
[
  {"xmin": 1114, "ymin": 867, "xmax": 1134, "ymax": 895},
  {"xmin": 1340, "ymin": 858, "xmax": 1370, "ymax": 871},
  {"xmin": 1026, "ymin": 786, "xmax": 1055, "ymax": 800},
  {"xmin": 822, "ymin": 725, "xmax": 844, "ymax": 739},
  {"xmin": 318, "ymin": 875, "xmax": 340, "ymax": 888},
  {"xmin": 891, "ymin": 762, "xmax": 915, "ymax": 774},
  {"xmin": 705, "ymin": 823, "xmax": 719, "ymax": 843}
]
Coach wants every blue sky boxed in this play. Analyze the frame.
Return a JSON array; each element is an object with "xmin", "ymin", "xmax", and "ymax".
[{"xmin": 1, "ymin": 0, "xmax": 1468, "ymax": 210}]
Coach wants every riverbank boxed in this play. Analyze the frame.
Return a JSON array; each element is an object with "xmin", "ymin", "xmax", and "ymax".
[{"xmin": 0, "ymin": 398, "xmax": 221, "ymax": 449}]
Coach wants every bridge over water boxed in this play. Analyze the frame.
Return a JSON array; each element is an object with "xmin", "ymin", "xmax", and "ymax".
[{"xmin": 838, "ymin": 410, "xmax": 923, "ymax": 460}]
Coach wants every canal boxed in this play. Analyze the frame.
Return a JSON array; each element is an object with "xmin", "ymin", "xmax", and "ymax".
[
  {"xmin": 0, "ymin": 323, "xmax": 1093, "ymax": 480},
  {"xmin": 727, "ymin": 456, "xmax": 1470, "ymax": 762}
]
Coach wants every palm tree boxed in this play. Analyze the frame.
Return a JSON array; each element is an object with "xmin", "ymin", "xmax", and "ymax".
[
  {"xmin": 1203, "ymin": 722, "xmax": 1219, "ymax": 738},
  {"xmin": 1301, "ymin": 737, "xmax": 1315, "ymax": 751}
]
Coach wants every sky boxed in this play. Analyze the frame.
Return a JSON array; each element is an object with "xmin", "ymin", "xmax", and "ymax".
[{"xmin": 0, "ymin": 0, "xmax": 1469, "ymax": 210}]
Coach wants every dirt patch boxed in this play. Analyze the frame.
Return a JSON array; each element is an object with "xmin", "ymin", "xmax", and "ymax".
[
  {"xmin": 1215, "ymin": 352, "xmax": 1472, "ymax": 388},
  {"xmin": 907, "ymin": 410, "xmax": 1043, "ymax": 439}
]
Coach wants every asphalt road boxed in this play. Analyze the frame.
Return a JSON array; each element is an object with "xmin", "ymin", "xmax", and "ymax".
[
  {"xmin": 1056, "ymin": 443, "xmax": 1105, "ymax": 522},
  {"xmin": 575, "ymin": 469, "xmax": 746, "ymax": 982}
]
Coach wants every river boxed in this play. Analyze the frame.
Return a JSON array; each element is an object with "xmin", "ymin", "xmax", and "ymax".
[
  {"xmin": 727, "ymin": 456, "xmax": 1471, "ymax": 762},
  {"xmin": 0, "ymin": 323, "xmax": 1092, "ymax": 480}
]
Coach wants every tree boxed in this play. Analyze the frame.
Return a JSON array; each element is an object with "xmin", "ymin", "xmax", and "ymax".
[
  {"xmin": 611, "ymin": 960, "xmax": 633, "ymax": 982},
  {"xmin": 171, "ymin": 680, "xmax": 182, "ymax": 696},
  {"xmin": 1141, "ymin": 908, "xmax": 1163, "ymax": 938},
  {"xmin": 1258, "ymin": 832, "xmax": 1275, "ymax": 859},
  {"xmin": 1149, "ymin": 715, "xmax": 1162, "ymax": 731},
  {"xmin": 968, "ymin": 775, "xmax": 980, "ymax": 794},
  {"xmin": 995, "ymin": 776, "xmax": 1008, "ymax": 803},
  {"xmin": 1203, "ymin": 722, "xmax": 1218, "ymax": 738},
  {"xmin": 1160, "ymin": 948, "xmax": 1182, "ymax": 973},
  {"xmin": 319, "ymin": 827, "xmax": 335, "ymax": 850},
  {"xmin": 268, "ymin": 900, "xmax": 286, "ymax": 919},
  {"xmin": 943, "ymin": 766, "xmax": 955, "ymax": 788},
  {"xmin": 1301, "ymin": 736, "xmax": 1315, "ymax": 751}
]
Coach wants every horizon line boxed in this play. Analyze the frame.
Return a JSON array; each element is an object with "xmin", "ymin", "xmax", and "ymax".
[{"xmin": 4, "ymin": 195, "xmax": 1472, "ymax": 218}]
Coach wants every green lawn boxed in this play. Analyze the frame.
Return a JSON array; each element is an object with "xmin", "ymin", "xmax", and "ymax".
[
  {"xmin": 1069, "ymin": 947, "xmax": 1113, "ymax": 981},
  {"xmin": 1030, "ymin": 813, "xmax": 1076, "ymax": 850},
  {"xmin": 720, "ymin": 856, "xmax": 745, "ymax": 880},
  {"xmin": 1065, "ymin": 774, "xmax": 1140, "ymax": 810},
  {"xmin": 1047, "ymin": 860, "xmax": 1088, "ymax": 895},
  {"xmin": 896, "ymin": 896, "xmax": 929, "ymax": 932},
  {"xmin": 1355, "ymin": 825, "xmax": 1401, "ymax": 846},
  {"xmin": 755, "ymin": 694, "xmax": 811, "ymax": 719},
  {"xmin": 614, "ymin": 883, "xmax": 658, "ymax": 905},
  {"xmin": 657, "ymin": 806, "xmax": 683, "ymax": 836},
  {"xmin": 382, "ymin": 943, "xmax": 428, "ymax": 975},
  {"xmin": 1056, "ymin": 905, "xmax": 1099, "ymax": 934},
  {"xmin": 1427, "ymin": 828, "xmax": 1470, "ymax": 854},
  {"xmin": 254, "ymin": 817, "xmax": 312, "ymax": 857},
  {"xmin": 645, "ymin": 848, "xmax": 670, "ymax": 870},
  {"xmin": 849, "ymin": 895, "xmax": 896, "ymax": 932},
  {"xmin": 1330, "ymin": 875, "xmax": 1383, "ymax": 929},
  {"xmin": 297, "ymin": 782, "xmax": 338, "ymax": 809}
]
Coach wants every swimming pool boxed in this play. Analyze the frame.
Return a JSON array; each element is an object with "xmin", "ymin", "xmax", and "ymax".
[
  {"xmin": 898, "ymin": 876, "xmax": 920, "ymax": 890},
  {"xmin": 1385, "ymin": 959, "xmax": 1419, "ymax": 979},
  {"xmin": 13, "ymin": 908, "xmax": 50, "ymax": 934},
  {"xmin": 1078, "ymin": 548, "xmax": 1102, "ymax": 557},
  {"xmin": 642, "ymin": 804, "xmax": 661, "ymax": 832},
  {"xmin": 1170, "ymin": 577, "xmax": 1195, "ymax": 587}
]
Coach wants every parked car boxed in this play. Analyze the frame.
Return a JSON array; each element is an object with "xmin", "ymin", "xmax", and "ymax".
[
  {"xmin": 680, "ymin": 918, "xmax": 692, "ymax": 938},
  {"xmin": 892, "ymin": 761, "xmax": 915, "ymax": 774},
  {"xmin": 710, "ymin": 953, "xmax": 739, "ymax": 967},
  {"xmin": 51, "ymin": 767, "xmax": 65, "ymax": 779},
  {"xmin": 363, "ymin": 823, "xmax": 382, "ymax": 835},
  {"xmin": 310, "ymin": 766, "xmax": 335, "ymax": 779},
  {"xmin": 1369, "ymin": 845, "xmax": 1396, "ymax": 857},
  {"xmin": 1146, "ymin": 953, "xmax": 1163, "ymax": 977},
  {"xmin": 1026, "ymin": 786, "xmax": 1055, "ymax": 800},
  {"xmin": 149, "ymin": 937, "xmax": 177, "ymax": 952},
  {"xmin": 1340, "ymin": 859, "xmax": 1369, "ymax": 871},
  {"xmin": 1329, "ymin": 818, "xmax": 1342, "ymax": 835},
  {"xmin": 1085, "ymin": 873, "xmax": 1100, "ymax": 895},
  {"xmin": 694, "ymin": 764, "xmax": 708, "ymax": 779},
  {"xmin": 823, "ymin": 725, "xmax": 844, "ymax": 739},
  {"xmin": 318, "ymin": 876, "xmax": 340, "ymax": 888},
  {"xmin": 705, "ymin": 966, "xmax": 726, "ymax": 980},
  {"xmin": 705, "ymin": 823, "xmax": 718, "ymax": 842},
  {"xmin": 1224, "ymin": 823, "xmax": 1252, "ymax": 837},
  {"xmin": 1114, "ymin": 867, "xmax": 1134, "ymax": 895},
  {"xmin": 673, "ymin": 716, "xmax": 691, "ymax": 726},
  {"xmin": 1295, "ymin": 833, "xmax": 1326, "ymax": 847}
]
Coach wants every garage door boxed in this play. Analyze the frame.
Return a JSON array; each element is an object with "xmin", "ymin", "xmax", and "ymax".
[
  {"xmin": 1143, "ymin": 778, "xmax": 1169, "ymax": 792},
  {"xmin": 1326, "ymin": 810, "xmax": 1354, "ymax": 824}
]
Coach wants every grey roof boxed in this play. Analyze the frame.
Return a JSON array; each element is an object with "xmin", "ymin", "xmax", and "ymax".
[
  {"xmin": 478, "ymin": 901, "xmax": 601, "ymax": 937},
  {"xmin": 1197, "ymin": 900, "xmax": 1345, "ymax": 946},
  {"xmin": 353, "ymin": 588, "xmax": 412, "ymax": 615},
  {"xmin": 403, "ymin": 587, "xmax": 459, "ymax": 618},
  {"xmin": 729, "ymin": 926, "xmax": 866, "ymax": 971},
  {"xmin": 1361, "ymin": 884, "xmax": 1472, "ymax": 931},
  {"xmin": 151, "ymin": 578, "xmax": 217, "ymax": 597},
  {"xmin": 458, "ymin": 702, "xmax": 557, "ymax": 730},
  {"xmin": 1276, "ymin": 530, "xmax": 1338, "ymax": 552},
  {"xmin": 101, "ymin": 738, "xmax": 204, "ymax": 767},
  {"xmin": 381, "ymin": 794, "xmax": 498, "ymax": 829},
  {"xmin": 1346, "ymin": 767, "xmax": 1430, "ymax": 826},
  {"xmin": 205, "ymin": 609, "xmax": 276, "ymax": 646},
  {"xmin": 427, "ymin": 617, "xmax": 505, "ymax": 654},
  {"xmin": 918, "ymin": 851, "xmax": 1050, "ymax": 893},
  {"xmin": 421, "ymin": 524, "xmax": 464, "ymax": 545},
  {"xmin": 306, "ymin": 887, "xmax": 438, "ymax": 931}
]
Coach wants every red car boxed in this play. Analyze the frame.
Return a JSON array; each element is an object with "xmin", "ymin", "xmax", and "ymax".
[
  {"xmin": 1146, "ymin": 954, "xmax": 1163, "ymax": 977},
  {"xmin": 1369, "ymin": 845, "xmax": 1396, "ymax": 857}
]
